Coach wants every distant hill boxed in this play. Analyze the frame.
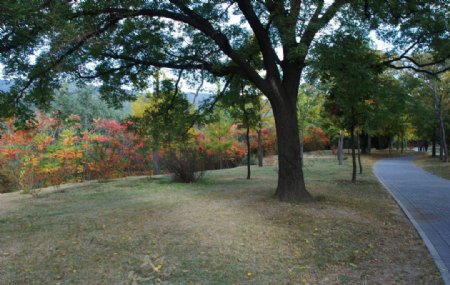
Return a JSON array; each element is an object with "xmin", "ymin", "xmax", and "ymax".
[
  {"xmin": 0, "ymin": 80, "xmax": 210, "ymax": 111},
  {"xmin": 184, "ymin": 91, "xmax": 213, "ymax": 107}
]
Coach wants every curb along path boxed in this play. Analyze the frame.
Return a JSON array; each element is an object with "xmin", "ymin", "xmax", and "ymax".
[{"xmin": 373, "ymin": 156, "xmax": 450, "ymax": 284}]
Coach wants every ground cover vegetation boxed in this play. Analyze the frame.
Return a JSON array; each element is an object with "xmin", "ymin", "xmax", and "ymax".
[
  {"xmin": 1, "ymin": 0, "xmax": 448, "ymax": 201},
  {"xmin": 0, "ymin": 154, "xmax": 443, "ymax": 284},
  {"xmin": 414, "ymin": 155, "xmax": 450, "ymax": 181}
]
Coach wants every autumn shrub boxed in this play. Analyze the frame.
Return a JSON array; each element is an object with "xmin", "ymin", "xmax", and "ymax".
[
  {"xmin": 304, "ymin": 127, "xmax": 330, "ymax": 151},
  {"xmin": 0, "ymin": 115, "xmax": 150, "ymax": 192},
  {"xmin": 162, "ymin": 147, "xmax": 206, "ymax": 183}
]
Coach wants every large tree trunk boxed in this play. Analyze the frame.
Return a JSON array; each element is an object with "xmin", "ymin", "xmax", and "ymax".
[
  {"xmin": 246, "ymin": 125, "xmax": 251, "ymax": 179},
  {"xmin": 272, "ymin": 99, "xmax": 312, "ymax": 202},
  {"xmin": 351, "ymin": 126, "xmax": 357, "ymax": 182},
  {"xmin": 257, "ymin": 129, "xmax": 263, "ymax": 167}
]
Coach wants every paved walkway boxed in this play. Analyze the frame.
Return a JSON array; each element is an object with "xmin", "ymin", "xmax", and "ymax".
[{"xmin": 373, "ymin": 156, "xmax": 450, "ymax": 284}]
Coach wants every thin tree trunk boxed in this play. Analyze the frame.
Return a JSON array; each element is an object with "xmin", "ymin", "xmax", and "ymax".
[
  {"xmin": 152, "ymin": 71, "xmax": 161, "ymax": 175},
  {"xmin": 388, "ymin": 136, "xmax": 392, "ymax": 154},
  {"xmin": 400, "ymin": 132, "xmax": 404, "ymax": 153},
  {"xmin": 357, "ymin": 134, "xmax": 362, "ymax": 174},
  {"xmin": 152, "ymin": 147, "xmax": 160, "ymax": 175},
  {"xmin": 432, "ymin": 82, "xmax": 448, "ymax": 162},
  {"xmin": 246, "ymin": 125, "xmax": 251, "ymax": 179},
  {"xmin": 351, "ymin": 126, "xmax": 357, "ymax": 182},
  {"xmin": 257, "ymin": 129, "xmax": 263, "ymax": 167},
  {"xmin": 432, "ymin": 139, "xmax": 436, "ymax": 157},
  {"xmin": 396, "ymin": 135, "xmax": 400, "ymax": 151},
  {"xmin": 439, "ymin": 116, "xmax": 449, "ymax": 162},
  {"xmin": 337, "ymin": 130, "xmax": 343, "ymax": 165},
  {"xmin": 367, "ymin": 135, "xmax": 371, "ymax": 154},
  {"xmin": 272, "ymin": 99, "xmax": 312, "ymax": 202}
]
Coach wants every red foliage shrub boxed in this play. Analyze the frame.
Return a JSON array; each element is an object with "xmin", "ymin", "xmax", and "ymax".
[{"xmin": 303, "ymin": 127, "xmax": 330, "ymax": 151}]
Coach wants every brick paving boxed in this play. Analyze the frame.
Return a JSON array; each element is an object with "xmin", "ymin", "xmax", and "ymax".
[{"xmin": 373, "ymin": 156, "xmax": 450, "ymax": 284}]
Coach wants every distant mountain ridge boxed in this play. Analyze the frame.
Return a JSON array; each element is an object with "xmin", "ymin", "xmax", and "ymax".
[
  {"xmin": 184, "ymin": 91, "xmax": 213, "ymax": 107},
  {"xmin": 0, "ymin": 80, "xmax": 213, "ymax": 110}
]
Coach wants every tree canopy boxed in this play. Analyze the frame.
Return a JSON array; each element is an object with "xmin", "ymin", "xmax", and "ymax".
[{"xmin": 1, "ymin": 1, "xmax": 448, "ymax": 117}]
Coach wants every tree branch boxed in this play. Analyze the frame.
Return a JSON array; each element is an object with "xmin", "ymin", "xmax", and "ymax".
[
  {"xmin": 67, "ymin": 4, "xmax": 274, "ymax": 95},
  {"xmin": 236, "ymin": 0, "xmax": 281, "ymax": 85},
  {"xmin": 98, "ymin": 51, "xmax": 241, "ymax": 77},
  {"xmin": 299, "ymin": 0, "xmax": 346, "ymax": 63},
  {"xmin": 168, "ymin": 0, "xmax": 270, "ymax": 93},
  {"xmin": 382, "ymin": 36, "xmax": 423, "ymax": 65},
  {"xmin": 18, "ymin": 15, "xmax": 123, "ymax": 96},
  {"xmin": 383, "ymin": 47, "xmax": 449, "ymax": 75},
  {"xmin": 75, "ymin": 64, "xmax": 136, "ymax": 79},
  {"xmin": 387, "ymin": 63, "xmax": 449, "ymax": 75}
]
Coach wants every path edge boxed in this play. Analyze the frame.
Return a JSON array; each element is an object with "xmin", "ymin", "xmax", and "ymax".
[{"xmin": 373, "ymin": 159, "xmax": 450, "ymax": 285}]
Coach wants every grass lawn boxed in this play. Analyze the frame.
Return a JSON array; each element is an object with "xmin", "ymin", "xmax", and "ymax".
[
  {"xmin": 414, "ymin": 155, "xmax": 450, "ymax": 180},
  {"xmin": 0, "ymin": 154, "xmax": 442, "ymax": 284}
]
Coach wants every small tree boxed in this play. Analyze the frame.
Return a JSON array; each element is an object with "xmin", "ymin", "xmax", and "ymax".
[
  {"xmin": 130, "ymin": 72, "xmax": 198, "ymax": 175},
  {"xmin": 297, "ymin": 84, "xmax": 325, "ymax": 166},
  {"xmin": 312, "ymin": 31, "xmax": 382, "ymax": 182},
  {"xmin": 223, "ymin": 80, "xmax": 261, "ymax": 179}
]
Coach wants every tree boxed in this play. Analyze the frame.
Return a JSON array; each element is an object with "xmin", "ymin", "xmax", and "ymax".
[
  {"xmin": 52, "ymin": 84, "xmax": 129, "ymax": 131},
  {"xmin": 408, "ymin": 71, "xmax": 450, "ymax": 161},
  {"xmin": 312, "ymin": 31, "xmax": 382, "ymax": 182},
  {"xmin": 223, "ymin": 79, "xmax": 261, "ymax": 179},
  {"xmin": 297, "ymin": 84, "xmax": 324, "ymax": 166},
  {"xmin": 130, "ymin": 74, "xmax": 198, "ymax": 174},
  {"xmin": 203, "ymin": 107, "xmax": 236, "ymax": 169},
  {"xmin": 1, "ymin": 1, "xmax": 448, "ymax": 201},
  {"xmin": 363, "ymin": 73, "xmax": 411, "ymax": 154}
]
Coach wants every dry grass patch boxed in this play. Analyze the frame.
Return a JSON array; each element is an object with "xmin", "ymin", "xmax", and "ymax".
[
  {"xmin": 414, "ymin": 155, "xmax": 450, "ymax": 180},
  {"xmin": 0, "ymin": 153, "xmax": 443, "ymax": 284}
]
